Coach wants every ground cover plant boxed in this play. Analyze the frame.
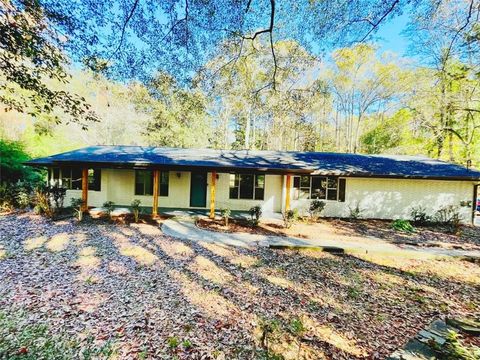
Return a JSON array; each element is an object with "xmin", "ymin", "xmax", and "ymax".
[{"xmin": 0, "ymin": 212, "xmax": 479, "ymax": 359}]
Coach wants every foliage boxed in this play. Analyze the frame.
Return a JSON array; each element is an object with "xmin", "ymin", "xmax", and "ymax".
[
  {"xmin": 32, "ymin": 184, "xmax": 66, "ymax": 218},
  {"xmin": 0, "ymin": 139, "xmax": 42, "ymax": 184},
  {"xmin": 0, "ymin": 310, "xmax": 116, "ymax": 359},
  {"xmin": 436, "ymin": 330, "xmax": 480, "ymax": 360},
  {"xmin": 283, "ymin": 209, "xmax": 298, "ymax": 229},
  {"xmin": 102, "ymin": 201, "xmax": 115, "ymax": 218},
  {"xmin": 391, "ymin": 219, "xmax": 415, "ymax": 233},
  {"xmin": 0, "ymin": 183, "xmax": 30, "ymax": 211},
  {"xmin": 410, "ymin": 206, "xmax": 431, "ymax": 226},
  {"xmin": 220, "ymin": 207, "xmax": 231, "ymax": 226},
  {"xmin": 248, "ymin": 205, "xmax": 262, "ymax": 227},
  {"xmin": 348, "ymin": 202, "xmax": 363, "ymax": 220},
  {"xmin": 308, "ymin": 200, "xmax": 326, "ymax": 222},
  {"xmin": 167, "ymin": 336, "xmax": 179, "ymax": 349},
  {"xmin": 0, "ymin": 1, "xmax": 99, "ymax": 127},
  {"xmin": 434, "ymin": 206, "xmax": 461, "ymax": 233},
  {"xmin": 131, "ymin": 199, "xmax": 141, "ymax": 223},
  {"xmin": 71, "ymin": 198, "xmax": 85, "ymax": 221}
]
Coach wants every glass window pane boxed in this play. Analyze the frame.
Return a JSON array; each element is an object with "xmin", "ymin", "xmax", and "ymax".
[
  {"xmin": 88, "ymin": 169, "xmax": 101, "ymax": 191},
  {"xmin": 311, "ymin": 176, "xmax": 326, "ymax": 199},
  {"xmin": 53, "ymin": 168, "xmax": 60, "ymax": 180},
  {"xmin": 229, "ymin": 187, "xmax": 239, "ymax": 199},
  {"xmin": 298, "ymin": 189, "xmax": 310, "ymax": 199},
  {"xmin": 255, "ymin": 175, "xmax": 265, "ymax": 188},
  {"xmin": 71, "ymin": 168, "xmax": 82, "ymax": 190},
  {"xmin": 254, "ymin": 188, "xmax": 264, "ymax": 200},
  {"xmin": 229, "ymin": 174, "xmax": 239, "ymax": 199},
  {"xmin": 239, "ymin": 174, "xmax": 254, "ymax": 199},
  {"xmin": 327, "ymin": 188, "xmax": 338, "ymax": 201},
  {"xmin": 328, "ymin": 177, "xmax": 338, "ymax": 189},
  {"xmin": 159, "ymin": 172, "xmax": 169, "ymax": 196},
  {"xmin": 293, "ymin": 176, "xmax": 300, "ymax": 188},
  {"xmin": 300, "ymin": 175, "xmax": 310, "ymax": 188},
  {"xmin": 144, "ymin": 171, "xmax": 153, "ymax": 195}
]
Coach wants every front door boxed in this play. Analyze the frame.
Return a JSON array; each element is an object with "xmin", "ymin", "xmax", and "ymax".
[{"xmin": 190, "ymin": 172, "xmax": 207, "ymax": 207}]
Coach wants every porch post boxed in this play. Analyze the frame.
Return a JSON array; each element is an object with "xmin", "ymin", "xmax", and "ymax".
[
  {"xmin": 285, "ymin": 174, "xmax": 291, "ymax": 212},
  {"xmin": 81, "ymin": 168, "xmax": 88, "ymax": 212},
  {"xmin": 152, "ymin": 170, "xmax": 159, "ymax": 217},
  {"xmin": 210, "ymin": 171, "xmax": 216, "ymax": 219}
]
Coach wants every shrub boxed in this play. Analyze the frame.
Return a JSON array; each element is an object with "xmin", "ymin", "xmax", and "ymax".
[
  {"xmin": 436, "ymin": 330, "xmax": 480, "ymax": 360},
  {"xmin": 308, "ymin": 200, "xmax": 326, "ymax": 222},
  {"xmin": 220, "ymin": 207, "xmax": 231, "ymax": 226},
  {"xmin": 249, "ymin": 205, "xmax": 262, "ymax": 227},
  {"xmin": 410, "ymin": 206, "xmax": 431, "ymax": 225},
  {"xmin": 283, "ymin": 209, "xmax": 298, "ymax": 229},
  {"xmin": 50, "ymin": 184, "xmax": 66, "ymax": 210},
  {"xmin": 348, "ymin": 202, "xmax": 363, "ymax": 220},
  {"xmin": 33, "ymin": 186, "xmax": 55, "ymax": 218},
  {"xmin": 391, "ymin": 219, "xmax": 415, "ymax": 233},
  {"xmin": 0, "ymin": 183, "xmax": 31, "ymax": 211},
  {"xmin": 131, "ymin": 199, "xmax": 141, "ymax": 223},
  {"xmin": 71, "ymin": 198, "xmax": 85, "ymax": 221},
  {"xmin": 102, "ymin": 201, "xmax": 115, "ymax": 218},
  {"xmin": 434, "ymin": 205, "xmax": 461, "ymax": 233}
]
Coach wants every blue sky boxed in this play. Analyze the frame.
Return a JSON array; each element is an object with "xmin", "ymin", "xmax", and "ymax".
[{"xmin": 375, "ymin": 13, "xmax": 411, "ymax": 57}]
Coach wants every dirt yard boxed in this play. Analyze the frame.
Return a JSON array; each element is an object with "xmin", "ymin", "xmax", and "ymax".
[
  {"xmin": 198, "ymin": 217, "xmax": 480, "ymax": 251},
  {"xmin": 1, "ymin": 212, "xmax": 479, "ymax": 359}
]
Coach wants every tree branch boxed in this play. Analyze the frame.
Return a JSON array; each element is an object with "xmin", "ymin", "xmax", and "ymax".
[
  {"xmin": 358, "ymin": 0, "xmax": 399, "ymax": 42},
  {"xmin": 108, "ymin": 0, "xmax": 140, "ymax": 61}
]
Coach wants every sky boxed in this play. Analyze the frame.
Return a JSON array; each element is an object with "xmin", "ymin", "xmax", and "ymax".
[{"xmin": 375, "ymin": 13, "xmax": 412, "ymax": 57}]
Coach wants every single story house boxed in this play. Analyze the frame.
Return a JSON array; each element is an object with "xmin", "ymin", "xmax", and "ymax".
[{"xmin": 26, "ymin": 145, "xmax": 480, "ymax": 224}]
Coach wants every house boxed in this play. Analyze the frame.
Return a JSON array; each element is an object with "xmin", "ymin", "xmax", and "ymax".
[{"xmin": 26, "ymin": 145, "xmax": 480, "ymax": 224}]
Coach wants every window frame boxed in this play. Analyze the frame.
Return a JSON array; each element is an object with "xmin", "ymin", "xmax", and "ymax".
[
  {"xmin": 292, "ymin": 175, "xmax": 344, "ymax": 201},
  {"xmin": 229, "ymin": 173, "xmax": 265, "ymax": 200},
  {"xmin": 134, "ymin": 170, "xmax": 169, "ymax": 197}
]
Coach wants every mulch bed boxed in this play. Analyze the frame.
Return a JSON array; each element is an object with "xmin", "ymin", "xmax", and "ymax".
[
  {"xmin": 196, "ymin": 217, "xmax": 284, "ymax": 237},
  {"xmin": 1, "ymin": 212, "xmax": 479, "ymax": 359}
]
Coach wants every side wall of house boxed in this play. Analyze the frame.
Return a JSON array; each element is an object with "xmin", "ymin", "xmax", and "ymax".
[{"xmin": 286, "ymin": 177, "xmax": 475, "ymax": 223}]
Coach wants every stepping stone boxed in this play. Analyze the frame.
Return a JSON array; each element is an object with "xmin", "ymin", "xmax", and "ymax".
[
  {"xmin": 446, "ymin": 317, "xmax": 480, "ymax": 335},
  {"xmin": 387, "ymin": 339, "xmax": 437, "ymax": 360},
  {"xmin": 89, "ymin": 207, "xmax": 106, "ymax": 218},
  {"xmin": 111, "ymin": 208, "xmax": 131, "ymax": 217}
]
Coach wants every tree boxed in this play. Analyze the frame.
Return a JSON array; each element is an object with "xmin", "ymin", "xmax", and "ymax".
[{"xmin": 0, "ymin": 0, "xmax": 99, "ymax": 127}]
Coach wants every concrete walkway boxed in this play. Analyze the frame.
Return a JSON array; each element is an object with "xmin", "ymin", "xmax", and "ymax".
[{"xmin": 161, "ymin": 218, "xmax": 480, "ymax": 259}]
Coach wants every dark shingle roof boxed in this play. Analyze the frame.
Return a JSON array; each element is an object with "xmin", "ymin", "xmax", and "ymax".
[{"xmin": 26, "ymin": 145, "xmax": 480, "ymax": 180}]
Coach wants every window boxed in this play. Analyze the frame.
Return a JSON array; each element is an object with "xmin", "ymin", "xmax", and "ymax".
[
  {"xmin": 135, "ymin": 170, "xmax": 153, "ymax": 195},
  {"xmin": 61, "ymin": 168, "xmax": 82, "ymax": 190},
  {"xmin": 88, "ymin": 169, "xmax": 101, "ymax": 191},
  {"xmin": 229, "ymin": 173, "xmax": 265, "ymax": 200},
  {"xmin": 60, "ymin": 168, "xmax": 101, "ymax": 191},
  {"xmin": 135, "ymin": 170, "xmax": 169, "ymax": 196},
  {"xmin": 293, "ymin": 175, "xmax": 344, "ymax": 201},
  {"xmin": 160, "ymin": 172, "xmax": 169, "ymax": 196}
]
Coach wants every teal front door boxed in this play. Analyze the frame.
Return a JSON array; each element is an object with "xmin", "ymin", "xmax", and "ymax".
[{"xmin": 190, "ymin": 172, "xmax": 207, "ymax": 207}]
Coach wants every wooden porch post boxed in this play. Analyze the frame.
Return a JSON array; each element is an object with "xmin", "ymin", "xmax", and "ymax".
[
  {"xmin": 152, "ymin": 170, "xmax": 159, "ymax": 217},
  {"xmin": 210, "ymin": 171, "xmax": 216, "ymax": 219},
  {"xmin": 81, "ymin": 168, "xmax": 88, "ymax": 212},
  {"xmin": 285, "ymin": 174, "xmax": 291, "ymax": 213}
]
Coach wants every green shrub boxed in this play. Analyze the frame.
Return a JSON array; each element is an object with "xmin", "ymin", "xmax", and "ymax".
[
  {"xmin": 249, "ymin": 205, "xmax": 262, "ymax": 227},
  {"xmin": 220, "ymin": 207, "xmax": 231, "ymax": 226},
  {"xmin": 0, "ymin": 183, "xmax": 32, "ymax": 211},
  {"xmin": 437, "ymin": 330, "xmax": 480, "ymax": 360},
  {"xmin": 348, "ymin": 202, "xmax": 363, "ymax": 220},
  {"xmin": 283, "ymin": 209, "xmax": 298, "ymax": 229},
  {"xmin": 410, "ymin": 206, "xmax": 431, "ymax": 225},
  {"xmin": 391, "ymin": 219, "xmax": 415, "ymax": 232},
  {"xmin": 131, "ymin": 199, "xmax": 141, "ymax": 223},
  {"xmin": 167, "ymin": 336, "xmax": 179, "ymax": 349},
  {"xmin": 308, "ymin": 200, "xmax": 326, "ymax": 222},
  {"xmin": 434, "ymin": 205, "xmax": 461, "ymax": 233},
  {"xmin": 71, "ymin": 198, "xmax": 85, "ymax": 221},
  {"xmin": 102, "ymin": 201, "xmax": 115, "ymax": 218}
]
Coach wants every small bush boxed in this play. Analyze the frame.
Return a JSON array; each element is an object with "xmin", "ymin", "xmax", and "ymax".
[
  {"xmin": 0, "ymin": 183, "xmax": 31, "ymax": 211},
  {"xmin": 392, "ymin": 219, "xmax": 415, "ymax": 233},
  {"xmin": 249, "ymin": 205, "xmax": 262, "ymax": 227},
  {"xmin": 167, "ymin": 336, "xmax": 179, "ymax": 349},
  {"xmin": 102, "ymin": 201, "xmax": 115, "ymax": 218},
  {"xmin": 410, "ymin": 206, "xmax": 431, "ymax": 225},
  {"xmin": 434, "ymin": 205, "xmax": 461, "ymax": 233},
  {"xmin": 436, "ymin": 330, "xmax": 480, "ymax": 360},
  {"xmin": 220, "ymin": 207, "xmax": 231, "ymax": 226},
  {"xmin": 70, "ymin": 198, "xmax": 85, "ymax": 221},
  {"xmin": 131, "ymin": 199, "xmax": 141, "ymax": 223},
  {"xmin": 50, "ymin": 184, "xmax": 66, "ymax": 210},
  {"xmin": 283, "ymin": 209, "xmax": 298, "ymax": 229},
  {"xmin": 33, "ymin": 186, "xmax": 55, "ymax": 218},
  {"xmin": 348, "ymin": 202, "xmax": 363, "ymax": 220},
  {"xmin": 308, "ymin": 200, "xmax": 326, "ymax": 222}
]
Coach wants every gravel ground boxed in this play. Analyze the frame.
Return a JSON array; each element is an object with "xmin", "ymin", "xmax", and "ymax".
[{"xmin": 0, "ymin": 212, "xmax": 479, "ymax": 359}]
